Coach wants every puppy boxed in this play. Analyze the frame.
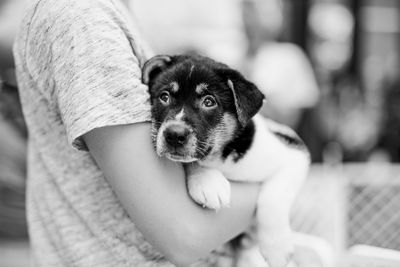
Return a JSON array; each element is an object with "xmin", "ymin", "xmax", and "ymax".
[{"xmin": 142, "ymin": 54, "xmax": 309, "ymax": 267}]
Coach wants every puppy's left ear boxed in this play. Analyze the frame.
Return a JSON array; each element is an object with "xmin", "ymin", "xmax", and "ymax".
[
  {"xmin": 142, "ymin": 55, "xmax": 172, "ymax": 85},
  {"xmin": 218, "ymin": 68, "xmax": 265, "ymax": 127}
]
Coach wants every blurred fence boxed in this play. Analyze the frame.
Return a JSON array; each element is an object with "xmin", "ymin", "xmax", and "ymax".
[{"xmin": 291, "ymin": 163, "xmax": 400, "ymax": 262}]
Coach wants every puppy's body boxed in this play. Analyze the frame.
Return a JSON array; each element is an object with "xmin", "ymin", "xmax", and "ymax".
[
  {"xmin": 201, "ymin": 115, "xmax": 304, "ymax": 182},
  {"xmin": 142, "ymin": 54, "xmax": 309, "ymax": 267}
]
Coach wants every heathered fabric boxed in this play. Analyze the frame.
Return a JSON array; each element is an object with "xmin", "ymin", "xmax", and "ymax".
[{"xmin": 13, "ymin": 0, "xmax": 226, "ymax": 266}]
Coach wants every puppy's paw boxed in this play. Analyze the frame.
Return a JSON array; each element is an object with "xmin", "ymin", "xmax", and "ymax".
[
  {"xmin": 259, "ymin": 233, "xmax": 293, "ymax": 267},
  {"xmin": 188, "ymin": 169, "xmax": 231, "ymax": 210}
]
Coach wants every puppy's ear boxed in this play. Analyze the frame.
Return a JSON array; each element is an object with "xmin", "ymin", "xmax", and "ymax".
[
  {"xmin": 142, "ymin": 55, "xmax": 172, "ymax": 85},
  {"xmin": 218, "ymin": 68, "xmax": 265, "ymax": 126}
]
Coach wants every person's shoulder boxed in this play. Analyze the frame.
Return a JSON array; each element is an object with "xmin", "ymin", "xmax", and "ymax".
[
  {"xmin": 34, "ymin": 0, "xmax": 114, "ymax": 12},
  {"xmin": 28, "ymin": 0, "xmax": 120, "ymax": 29},
  {"xmin": 18, "ymin": 0, "xmax": 130, "ymax": 51}
]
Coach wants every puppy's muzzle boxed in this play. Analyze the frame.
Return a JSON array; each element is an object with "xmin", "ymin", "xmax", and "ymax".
[{"xmin": 164, "ymin": 124, "xmax": 191, "ymax": 148}]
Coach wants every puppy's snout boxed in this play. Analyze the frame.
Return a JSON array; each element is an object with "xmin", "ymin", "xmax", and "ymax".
[{"xmin": 164, "ymin": 124, "xmax": 190, "ymax": 147}]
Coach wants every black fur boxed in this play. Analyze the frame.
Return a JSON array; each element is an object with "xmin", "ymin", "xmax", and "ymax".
[
  {"xmin": 222, "ymin": 120, "xmax": 255, "ymax": 162},
  {"xmin": 216, "ymin": 68, "xmax": 264, "ymax": 127}
]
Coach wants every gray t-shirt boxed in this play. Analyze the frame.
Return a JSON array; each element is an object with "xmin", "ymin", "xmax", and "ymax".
[{"xmin": 14, "ymin": 0, "xmax": 225, "ymax": 266}]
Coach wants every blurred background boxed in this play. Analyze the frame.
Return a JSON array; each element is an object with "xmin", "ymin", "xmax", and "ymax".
[{"xmin": 1, "ymin": 0, "xmax": 400, "ymax": 266}]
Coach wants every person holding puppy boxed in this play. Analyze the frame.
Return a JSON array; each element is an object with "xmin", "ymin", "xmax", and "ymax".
[{"xmin": 13, "ymin": 0, "xmax": 260, "ymax": 266}]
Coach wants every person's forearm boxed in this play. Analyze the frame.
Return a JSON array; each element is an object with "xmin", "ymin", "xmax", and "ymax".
[
  {"xmin": 84, "ymin": 123, "xmax": 260, "ymax": 265},
  {"xmin": 110, "ymin": 155, "xmax": 259, "ymax": 266}
]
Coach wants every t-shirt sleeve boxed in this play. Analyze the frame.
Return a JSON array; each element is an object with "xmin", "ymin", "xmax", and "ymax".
[{"xmin": 26, "ymin": 2, "xmax": 152, "ymax": 150}]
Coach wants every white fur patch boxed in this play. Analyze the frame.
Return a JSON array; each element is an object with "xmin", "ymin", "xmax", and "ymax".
[
  {"xmin": 188, "ymin": 65, "xmax": 195, "ymax": 78},
  {"xmin": 170, "ymin": 81, "xmax": 179, "ymax": 93},
  {"xmin": 174, "ymin": 108, "xmax": 185, "ymax": 121},
  {"xmin": 195, "ymin": 83, "xmax": 208, "ymax": 94},
  {"xmin": 227, "ymin": 79, "xmax": 234, "ymax": 91}
]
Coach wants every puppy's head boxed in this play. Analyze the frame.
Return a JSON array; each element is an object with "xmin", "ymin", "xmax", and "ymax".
[{"xmin": 142, "ymin": 55, "xmax": 264, "ymax": 162}]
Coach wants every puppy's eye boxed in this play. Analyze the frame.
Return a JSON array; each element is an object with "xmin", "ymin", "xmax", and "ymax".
[
  {"xmin": 202, "ymin": 96, "xmax": 217, "ymax": 108},
  {"xmin": 159, "ymin": 91, "xmax": 170, "ymax": 104}
]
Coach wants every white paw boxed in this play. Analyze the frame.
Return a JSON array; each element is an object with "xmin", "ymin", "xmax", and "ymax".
[
  {"xmin": 187, "ymin": 169, "xmax": 231, "ymax": 210},
  {"xmin": 259, "ymin": 233, "xmax": 293, "ymax": 267}
]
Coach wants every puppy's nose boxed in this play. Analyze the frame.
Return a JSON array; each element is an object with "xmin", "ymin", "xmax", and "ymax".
[{"xmin": 164, "ymin": 125, "xmax": 190, "ymax": 147}]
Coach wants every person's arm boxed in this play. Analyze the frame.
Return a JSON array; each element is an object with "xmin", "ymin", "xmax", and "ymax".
[
  {"xmin": 26, "ymin": 3, "xmax": 258, "ymax": 264},
  {"xmin": 83, "ymin": 122, "xmax": 260, "ymax": 266}
]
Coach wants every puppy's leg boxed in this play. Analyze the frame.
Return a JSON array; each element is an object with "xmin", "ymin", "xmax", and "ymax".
[
  {"xmin": 257, "ymin": 152, "xmax": 309, "ymax": 267},
  {"xmin": 186, "ymin": 165, "xmax": 231, "ymax": 210},
  {"xmin": 236, "ymin": 245, "xmax": 268, "ymax": 267},
  {"xmin": 234, "ymin": 232, "xmax": 268, "ymax": 267}
]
